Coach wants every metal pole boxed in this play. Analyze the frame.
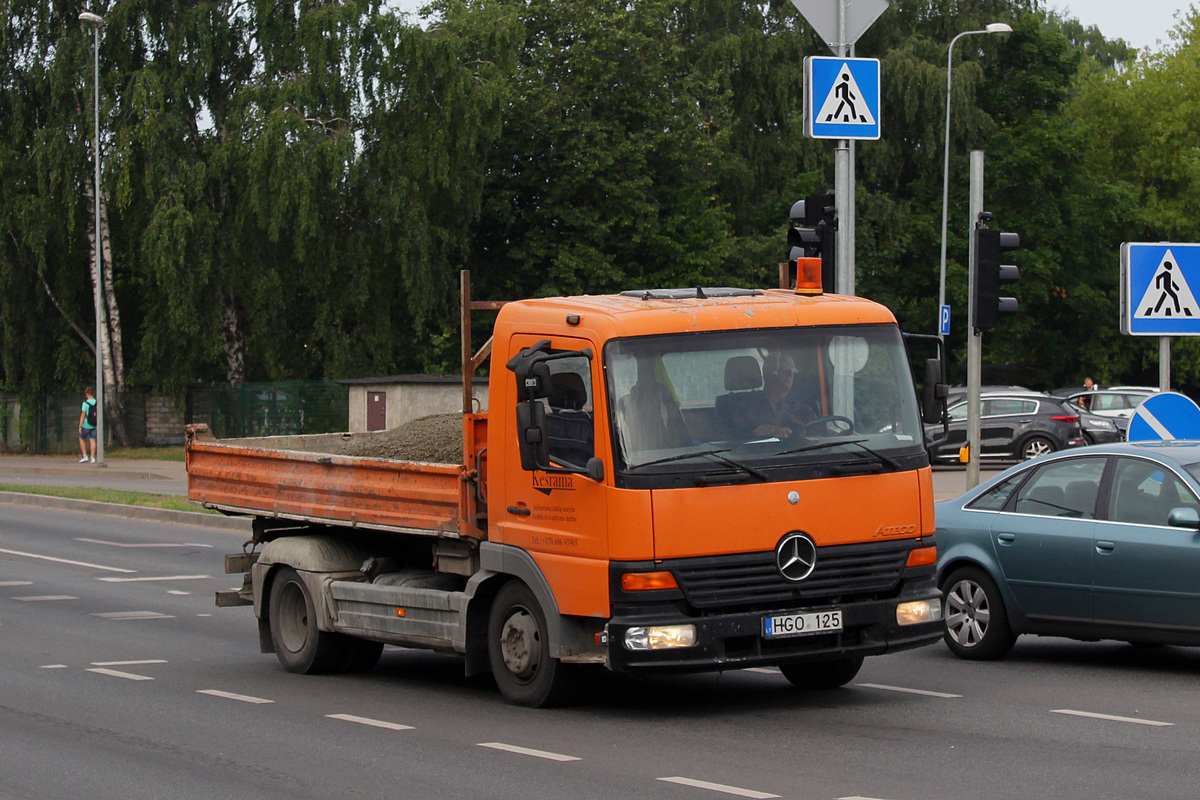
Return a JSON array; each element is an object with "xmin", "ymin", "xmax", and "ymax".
[
  {"xmin": 1160, "ymin": 337, "xmax": 1171, "ymax": 391},
  {"xmin": 833, "ymin": 0, "xmax": 853, "ymax": 295},
  {"xmin": 966, "ymin": 150, "xmax": 984, "ymax": 490},
  {"xmin": 937, "ymin": 24, "xmax": 1012, "ymax": 340}
]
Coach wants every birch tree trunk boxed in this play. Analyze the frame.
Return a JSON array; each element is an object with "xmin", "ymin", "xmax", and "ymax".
[{"xmin": 82, "ymin": 178, "xmax": 130, "ymax": 447}]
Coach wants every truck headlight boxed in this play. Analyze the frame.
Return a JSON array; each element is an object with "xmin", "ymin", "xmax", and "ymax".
[
  {"xmin": 623, "ymin": 624, "xmax": 696, "ymax": 651},
  {"xmin": 896, "ymin": 600, "xmax": 941, "ymax": 626}
]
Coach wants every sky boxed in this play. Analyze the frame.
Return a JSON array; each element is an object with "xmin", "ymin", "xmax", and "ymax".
[
  {"xmin": 388, "ymin": 2, "xmax": 1195, "ymax": 54},
  {"xmin": 1054, "ymin": 1, "xmax": 1193, "ymax": 52}
]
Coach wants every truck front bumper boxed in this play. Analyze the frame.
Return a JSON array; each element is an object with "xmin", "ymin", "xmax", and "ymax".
[{"xmin": 605, "ymin": 586, "xmax": 942, "ymax": 674}]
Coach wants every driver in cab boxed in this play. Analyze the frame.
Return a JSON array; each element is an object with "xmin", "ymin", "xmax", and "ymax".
[{"xmin": 732, "ymin": 352, "xmax": 816, "ymax": 440}]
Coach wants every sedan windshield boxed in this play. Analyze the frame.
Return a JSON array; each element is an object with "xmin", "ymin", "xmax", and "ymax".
[{"xmin": 604, "ymin": 324, "xmax": 925, "ymax": 483}]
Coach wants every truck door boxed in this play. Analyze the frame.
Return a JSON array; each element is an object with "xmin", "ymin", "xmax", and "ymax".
[{"xmin": 496, "ymin": 336, "xmax": 610, "ymax": 619}]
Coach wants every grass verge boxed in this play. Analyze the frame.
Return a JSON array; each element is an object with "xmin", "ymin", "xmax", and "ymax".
[{"xmin": 0, "ymin": 483, "xmax": 215, "ymax": 514}]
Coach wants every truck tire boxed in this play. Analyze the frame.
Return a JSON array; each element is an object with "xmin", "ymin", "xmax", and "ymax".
[
  {"xmin": 268, "ymin": 566, "xmax": 346, "ymax": 674},
  {"xmin": 341, "ymin": 639, "xmax": 384, "ymax": 673},
  {"xmin": 779, "ymin": 657, "xmax": 863, "ymax": 689},
  {"xmin": 487, "ymin": 580, "xmax": 578, "ymax": 708}
]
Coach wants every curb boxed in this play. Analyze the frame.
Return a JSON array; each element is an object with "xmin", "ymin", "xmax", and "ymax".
[
  {"xmin": 0, "ymin": 491, "xmax": 252, "ymax": 535},
  {"xmin": 0, "ymin": 467, "xmax": 179, "ymax": 480}
]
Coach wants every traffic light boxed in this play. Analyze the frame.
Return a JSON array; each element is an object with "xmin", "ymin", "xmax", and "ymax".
[
  {"xmin": 787, "ymin": 192, "xmax": 836, "ymax": 292},
  {"xmin": 972, "ymin": 221, "xmax": 1020, "ymax": 330}
]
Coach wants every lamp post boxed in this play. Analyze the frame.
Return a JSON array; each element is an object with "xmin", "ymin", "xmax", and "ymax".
[
  {"xmin": 80, "ymin": 10, "xmax": 105, "ymax": 464},
  {"xmin": 937, "ymin": 22, "xmax": 1012, "ymax": 341}
]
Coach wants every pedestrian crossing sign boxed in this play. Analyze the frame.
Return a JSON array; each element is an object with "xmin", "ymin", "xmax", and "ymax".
[
  {"xmin": 804, "ymin": 57, "xmax": 881, "ymax": 141},
  {"xmin": 1122, "ymin": 243, "xmax": 1200, "ymax": 335}
]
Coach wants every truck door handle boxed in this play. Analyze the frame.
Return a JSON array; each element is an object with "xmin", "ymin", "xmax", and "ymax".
[
  {"xmin": 997, "ymin": 533, "xmax": 1016, "ymax": 545},
  {"xmin": 1096, "ymin": 541, "xmax": 1115, "ymax": 553},
  {"xmin": 507, "ymin": 505, "xmax": 531, "ymax": 516}
]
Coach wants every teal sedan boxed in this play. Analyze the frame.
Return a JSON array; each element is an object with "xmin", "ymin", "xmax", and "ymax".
[{"xmin": 935, "ymin": 441, "xmax": 1200, "ymax": 659}]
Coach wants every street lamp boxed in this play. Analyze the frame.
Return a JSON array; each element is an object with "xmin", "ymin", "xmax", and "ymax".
[
  {"xmin": 80, "ymin": 10, "xmax": 105, "ymax": 464},
  {"xmin": 937, "ymin": 22, "xmax": 1012, "ymax": 340}
]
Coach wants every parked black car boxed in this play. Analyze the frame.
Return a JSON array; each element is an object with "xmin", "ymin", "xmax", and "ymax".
[{"xmin": 926, "ymin": 392, "xmax": 1086, "ymax": 462}]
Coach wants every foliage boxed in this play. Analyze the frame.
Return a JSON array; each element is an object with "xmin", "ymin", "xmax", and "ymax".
[{"xmin": 0, "ymin": 0, "xmax": 1194, "ymax": 402}]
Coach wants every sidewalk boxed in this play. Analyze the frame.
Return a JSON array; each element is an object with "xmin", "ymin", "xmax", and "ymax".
[
  {"xmin": 0, "ymin": 454, "xmax": 186, "ymax": 494},
  {"xmin": 0, "ymin": 454, "xmax": 249, "ymax": 533}
]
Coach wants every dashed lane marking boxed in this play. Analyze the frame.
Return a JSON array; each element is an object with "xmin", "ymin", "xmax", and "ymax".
[
  {"xmin": 76, "ymin": 538, "xmax": 212, "ymax": 548},
  {"xmin": 477, "ymin": 742, "xmax": 581, "ymax": 762},
  {"xmin": 86, "ymin": 667, "xmax": 154, "ymax": 681},
  {"xmin": 658, "ymin": 777, "xmax": 780, "ymax": 798},
  {"xmin": 0, "ymin": 548, "xmax": 134, "ymax": 573},
  {"xmin": 92, "ymin": 611, "xmax": 175, "ymax": 620},
  {"xmin": 13, "ymin": 595, "xmax": 77, "ymax": 602},
  {"xmin": 0, "ymin": 581, "xmax": 33, "ymax": 586},
  {"xmin": 327, "ymin": 714, "xmax": 414, "ymax": 731},
  {"xmin": 856, "ymin": 683, "xmax": 962, "ymax": 699},
  {"xmin": 40, "ymin": 664, "xmax": 68, "ymax": 669},
  {"xmin": 1051, "ymin": 709, "xmax": 1173, "ymax": 726},
  {"xmin": 91, "ymin": 659, "xmax": 167, "ymax": 666},
  {"xmin": 97, "ymin": 575, "xmax": 210, "ymax": 583},
  {"xmin": 196, "ymin": 689, "xmax": 273, "ymax": 704}
]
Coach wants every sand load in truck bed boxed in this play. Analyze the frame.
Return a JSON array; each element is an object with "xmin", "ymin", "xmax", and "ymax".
[{"xmin": 219, "ymin": 414, "xmax": 464, "ymax": 464}]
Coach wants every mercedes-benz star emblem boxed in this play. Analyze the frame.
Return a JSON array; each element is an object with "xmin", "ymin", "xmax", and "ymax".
[{"xmin": 775, "ymin": 533, "xmax": 817, "ymax": 582}]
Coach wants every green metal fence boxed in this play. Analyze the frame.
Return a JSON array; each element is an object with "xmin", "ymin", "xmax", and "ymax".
[{"xmin": 186, "ymin": 381, "xmax": 348, "ymax": 439}]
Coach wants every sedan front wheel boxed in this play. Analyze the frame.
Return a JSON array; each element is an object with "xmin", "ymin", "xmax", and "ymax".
[{"xmin": 942, "ymin": 566, "xmax": 1016, "ymax": 660}]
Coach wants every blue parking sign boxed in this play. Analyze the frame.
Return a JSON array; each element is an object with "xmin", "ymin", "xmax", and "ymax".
[{"xmin": 805, "ymin": 57, "xmax": 881, "ymax": 141}]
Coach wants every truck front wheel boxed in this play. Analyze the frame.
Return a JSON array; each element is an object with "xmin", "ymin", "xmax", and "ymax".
[
  {"xmin": 268, "ymin": 566, "xmax": 346, "ymax": 674},
  {"xmin": 487, "ymin": 581, "xmax": 577, "ymax": 708},
  {"xmin": 779, "ymin": 657, "xmax": 863, "ymax": 689}
]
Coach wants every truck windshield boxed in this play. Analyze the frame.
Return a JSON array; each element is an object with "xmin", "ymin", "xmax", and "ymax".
[{"xmin": 604, "ymin": 324, "xmax": 925, "ymax": 481}]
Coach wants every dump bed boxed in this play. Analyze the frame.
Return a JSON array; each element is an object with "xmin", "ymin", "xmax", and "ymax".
[{"xmin": 185, "ymin": 423, "xmax": 485, "ymax": 540}]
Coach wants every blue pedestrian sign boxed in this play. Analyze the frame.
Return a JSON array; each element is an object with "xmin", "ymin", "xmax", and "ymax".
[
  {"xmin": 1126, "ymin": 392, "xmax": 1200, "ymax": 441},
  {"xmin": 939, "ymin": 305, "xmax": 951, "ymax": 336},
  {"xmin": 804, "ymin": 57, "xmax": 881, "ymax": 141},
  {"xmin": 1121, "ymin": 242, "xmax": 1200, "ymax": 335}
]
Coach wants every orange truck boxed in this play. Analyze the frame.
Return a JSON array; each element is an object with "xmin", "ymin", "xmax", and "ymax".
[{"xmin": 188, "ymin": 271, "xmax": 945, "ymax": 707}]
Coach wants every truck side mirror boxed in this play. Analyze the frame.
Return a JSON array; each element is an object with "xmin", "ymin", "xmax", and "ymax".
[
  {"xmin": 515, "ymin": 400, "xmax": 550, "ymax": 471},
  {"xmin": 921, "ymin": 358, "xmax": 947, "ymax": 425}
]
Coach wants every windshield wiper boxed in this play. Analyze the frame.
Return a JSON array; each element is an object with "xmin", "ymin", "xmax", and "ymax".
[
  {"xmin": 773, "ymin": 437, "xmax": 869, "ymax": 457},
  {"xmin": 773, "ymin": 437, "xmax": 902, "ymax": 471},
  {"xmin": 627, "ymin": 447, "xmax": 769, "ymax": 480},
  {"xmin": 845, "ymin": 440, "xmax": 902, "ymax": 470}
]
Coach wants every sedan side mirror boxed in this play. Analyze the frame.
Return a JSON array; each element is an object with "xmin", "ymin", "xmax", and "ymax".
[{"xmin": 1167, "ymin": 507, "xmax": 1200, "ymax": 529}]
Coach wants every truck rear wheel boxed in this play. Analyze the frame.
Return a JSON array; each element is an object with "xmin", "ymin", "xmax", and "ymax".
[
  {"xmin": 268, "ymin": 566, "xmax": 346, "ymax": 674},
  {"xmin": 487, "ymin": 581, "xmax": 577, "ymax": 708},
  {"xmin": 779, "ymin": 657, "xmax": 863, "ymax": 689}
]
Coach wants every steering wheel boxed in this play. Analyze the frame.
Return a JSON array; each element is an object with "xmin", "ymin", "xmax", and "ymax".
[{"xmin": 798, "ymin": 415, "xmax": 855, "ymax": 436}]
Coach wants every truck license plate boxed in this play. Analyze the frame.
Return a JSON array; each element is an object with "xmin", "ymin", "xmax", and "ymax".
[{"xmin": 762, "ymin": 609, "xmax": 842, "ymax": 639}]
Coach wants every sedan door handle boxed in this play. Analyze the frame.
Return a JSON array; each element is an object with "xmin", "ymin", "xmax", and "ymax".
[
  {"xmin": 997, "ymin": 533, "xmax": 1016, "ymax": 545},
  {"xmin": 1095, "ymin": 540, "xmax": 1115, "ymax": 554}
]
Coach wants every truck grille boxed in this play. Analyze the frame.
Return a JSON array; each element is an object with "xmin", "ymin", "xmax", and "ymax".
[{"xmin": 667, "ymin": 540, "xmax": 911, "ymax": 610}]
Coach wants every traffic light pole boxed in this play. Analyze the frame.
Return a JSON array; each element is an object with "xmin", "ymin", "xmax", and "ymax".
[{"xmin": 966, "ymin": 150, "xmax": 984, "ymax": 490}]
